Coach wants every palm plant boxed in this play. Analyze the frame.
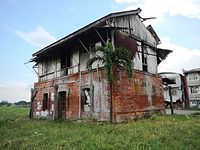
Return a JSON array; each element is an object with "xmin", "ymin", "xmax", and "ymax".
[{"xmin": 87, "ymin": 42, "xmax": 134, "ymax": 123}]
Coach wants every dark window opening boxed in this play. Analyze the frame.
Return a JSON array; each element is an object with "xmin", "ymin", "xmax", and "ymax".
[
  {"xmin": 42, "ymin": 93, "xmax": 48, "ymax": 111},
  {"xmin": 190, "ymin": 86, "xmax": 199, "ymax": 94},
  {"xmin": 61, "ymin": 51, "xmax": 71, "ymax": 75},
  {"xmin": 61, "ymin": 51, "xmax": 66, "ymax": 69},
  {"xmin": 81, "ymin": 88, "xmax": 91, "ymax": 112}
]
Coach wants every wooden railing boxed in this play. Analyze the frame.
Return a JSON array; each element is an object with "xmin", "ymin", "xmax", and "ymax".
[{"xmin": 39, "ymin": 65, "xmax": 79, "ymax": 81}]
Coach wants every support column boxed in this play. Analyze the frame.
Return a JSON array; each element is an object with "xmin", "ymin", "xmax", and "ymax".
[
  {"xmin": 53, "ymin": 84, "xmax": 58, "ymax": 120},
  {"xmin": 29, "ymin": 88, "xmax": 37, "ymax": 119},
  {"xmin": 29, "ymin": 88, "xmax": 34, "ymax": 118},
  {"xmin": 169, "ymin": 86, "xmax": 174, "ymax": 115}
]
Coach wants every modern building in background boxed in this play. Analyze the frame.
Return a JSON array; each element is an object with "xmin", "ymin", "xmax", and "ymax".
[
  {"xmin": 159, "ymin": 72, "xmax": 186, "ymax": 108},
  {"xmin": 183, "ymin": 68, "xmax": 200, "ymax": 108}
]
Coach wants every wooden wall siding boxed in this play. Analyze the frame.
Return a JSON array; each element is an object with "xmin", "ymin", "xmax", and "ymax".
[
  {"xmin": 146, "ymin": 47, "xmax": 157, "ymax": 74},
  {"xmin": 107, "ymin": 15, "xmax": 157, "ymax": 47},
  {"xmin": 37, "ymin": 47, "xmax": 79, "ymax": 81}
]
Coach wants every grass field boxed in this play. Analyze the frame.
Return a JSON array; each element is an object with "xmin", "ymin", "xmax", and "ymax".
[{"xmin": 1, "ymin": 106, "xmax": 200, "ymax": 150}]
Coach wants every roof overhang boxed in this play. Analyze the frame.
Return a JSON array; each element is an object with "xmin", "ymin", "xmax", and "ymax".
[
  {"xmin": 157, "ymin": 48, "xmax": 172, "ymax": 65},
  {"xmin": 147, "ymin": 25, "xmax": 161, "ymax": 45},
  {"xmin": 162, "ymin": 77, "xmax": 176, "ymax": 85},
  {"xmin": 32, "ymin": 8, "xmax": 142, "ymax": 57},
  {"xmin": 183, "ymin": 68, "xmax": 200, "ymax": 74}
]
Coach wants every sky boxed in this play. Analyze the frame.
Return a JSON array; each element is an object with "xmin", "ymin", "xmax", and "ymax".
[{"xmin": 0, "ymin": 0, "xmax": 200, "ymax": 102}]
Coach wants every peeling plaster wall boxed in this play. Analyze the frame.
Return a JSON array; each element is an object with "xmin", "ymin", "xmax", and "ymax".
[{"xmin": 33, "ymin": 68, "xmax": 110, "ymax": 121}]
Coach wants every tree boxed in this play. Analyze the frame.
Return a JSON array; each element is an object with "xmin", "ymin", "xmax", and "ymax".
[{"xmin": 87, "ymin": 42, "xmax": 134, "ymax": 123}]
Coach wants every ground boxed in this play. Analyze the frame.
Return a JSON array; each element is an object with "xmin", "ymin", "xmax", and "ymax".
[
  {"xmin": 166, "ymin": 108, "xmax": 200, "ymax": 115},
  {"xmin": 1, "ymin": 106, "xmax": 200, "ymax": 149}
]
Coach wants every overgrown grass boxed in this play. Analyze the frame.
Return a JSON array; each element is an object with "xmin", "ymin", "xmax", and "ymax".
[
  {"xmin": 1, "ymin": 106, "xmax": 200, "ymax": 150},
  {"xmin": 0, "ymin": 106, "xmax": 29, "ymax": 123}
]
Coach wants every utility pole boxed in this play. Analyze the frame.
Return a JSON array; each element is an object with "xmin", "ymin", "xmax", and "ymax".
[
  {"xmin": 161, "ymin": 77, "xmax": 175, "ymax": 115},
  {"xmin": 169, "ymin": 86, "xmax": 174, "ymax": 115}
]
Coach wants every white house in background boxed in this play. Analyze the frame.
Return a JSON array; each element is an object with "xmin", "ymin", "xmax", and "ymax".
[
  {"xmin": 159, "ymin": 72, "xmax": 186, "ymax": 108},
  {"xmin": 183, "ymin": 68, "xmax": 200, "ymax": 108}
]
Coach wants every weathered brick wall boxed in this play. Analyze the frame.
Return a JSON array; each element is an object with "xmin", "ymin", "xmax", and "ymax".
[
  {"xmin": 33, "ymin": 81, "xmax": 54, "ymax": 118},
  {"xmin": 112, "ymin": 69, "xmax": 165, "ymax": 123},
  {"xmin": 33, "ymin": 67, "xmax": 165, "ymax": 122}
]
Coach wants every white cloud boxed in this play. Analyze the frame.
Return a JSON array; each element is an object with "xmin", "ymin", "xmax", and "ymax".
[
  {"xmin": 115, "ymin": 0, "xmax": 137, "ymax": 4},
  {"xmin": 158, "ymin": 37, "xmax": 200, "ymax": 73},
  {"xmin": 116, "ymin": 0, "xmax": 200, "ymax": 20},
  {"xmin": 0, "ymin": 81, "xmax": 32, "ymax": 103},
  {"xmin": 16, "ymin": 26, "xmax": 56, "ymax": 48}
]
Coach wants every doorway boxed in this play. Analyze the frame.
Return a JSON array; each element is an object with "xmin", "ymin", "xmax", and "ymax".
[{"xmin": 58, "ymin": 91, "xmax": 66, "ymax": 119}]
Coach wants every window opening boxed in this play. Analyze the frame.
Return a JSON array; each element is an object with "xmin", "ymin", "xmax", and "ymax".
[
  {"xmin": 61, "ymin": 51, "xmax": 71, "ymax": 75},
  {"xmin": 171, "ymin": 89, "xmax": 177, "ymax": 96},
  {"xmin": 61, "ymin": 51, "xmax": 66, "ymax": 69},
  {"xmin": 189, "ymin": 73, "xmax": 198, "ymax": 80},
  {"xmin": 142, "ymin": 44, "xmax": 148, "ymax": 72},
  {"xmin": 82, "ymin": 88, "xmax": 91, "ymax": 112},
  {"xmin": 190, "ymin": 86, "xmax": 199, "ymax": 94}
]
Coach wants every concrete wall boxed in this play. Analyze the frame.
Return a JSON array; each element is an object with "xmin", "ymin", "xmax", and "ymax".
[
  {"xmin": 186, "ymin": 72, "xmax": 200, "ymax": 107},
  {"xmin": 160, "ymin": 73, "xmax": 184, "ymax": 103}
]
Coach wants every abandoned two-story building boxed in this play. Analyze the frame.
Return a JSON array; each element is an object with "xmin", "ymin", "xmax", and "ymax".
[{"xmin": 30, "ymin": 8, "xmax": 171, "ymax": 122}]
